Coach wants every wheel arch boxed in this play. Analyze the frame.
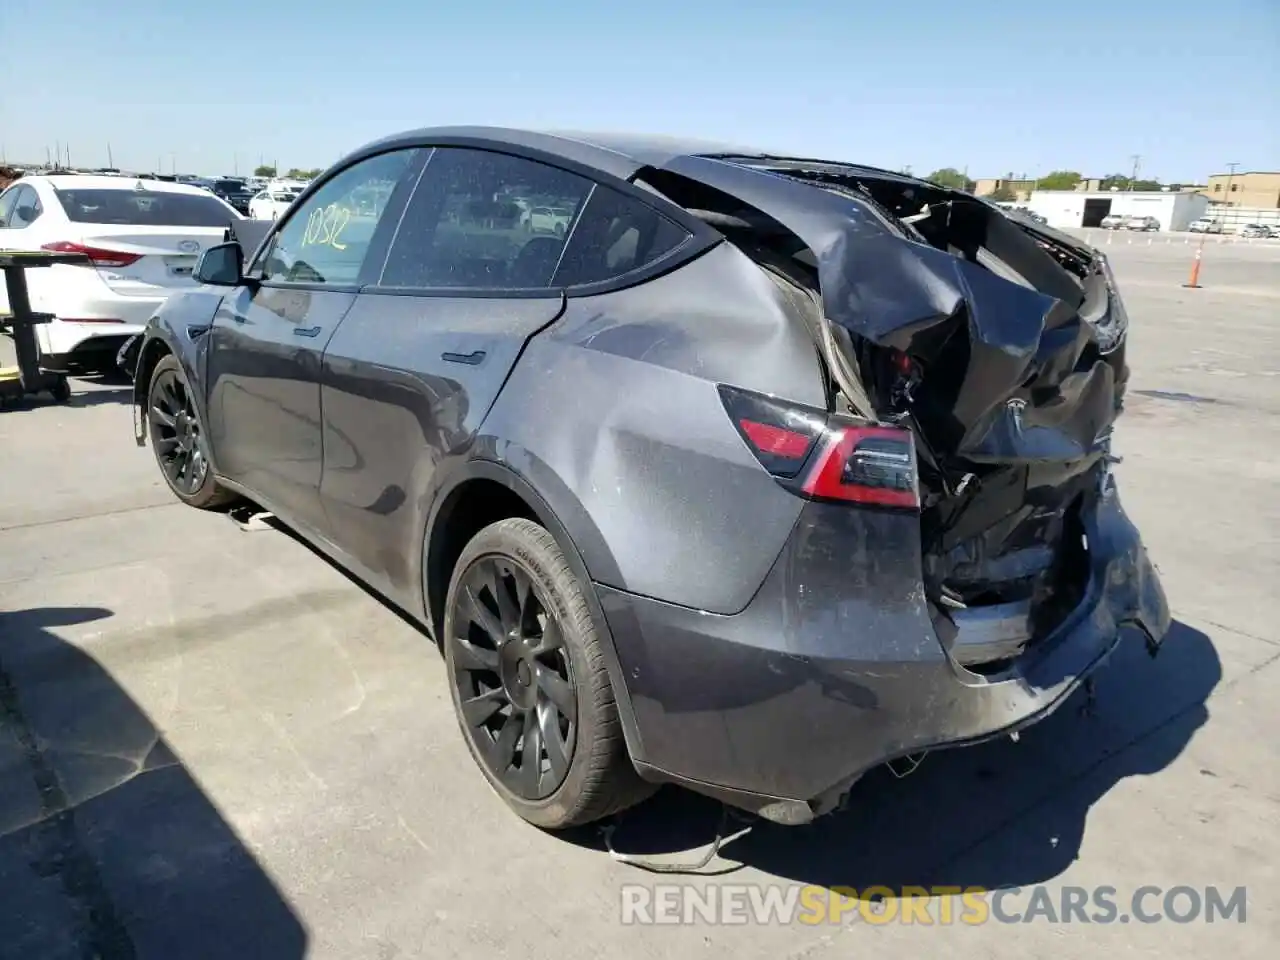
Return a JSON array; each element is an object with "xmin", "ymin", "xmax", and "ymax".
[
  {"xmin": 423, "ymin": 457, "xmax": 646, "ymax": 765},
  {"xmin": 130, "ymin": 291, "xmax": 223, "ymax": 462},
  {"xmin": 132, "ymin": 334, "xmax": 173, "ymax": 421}
]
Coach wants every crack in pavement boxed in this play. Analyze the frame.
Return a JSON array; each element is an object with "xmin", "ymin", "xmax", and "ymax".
[
  {"xmin": 1175, "ymin": 612, "xmax": 1279, "ymax": 648},
  {"xmin": 0, "ymin": 501, "xmax": 180, "ymax": 534},
  {"xmin": 0, "ymin": 657, "xmax": 137, "ymax": 960}
]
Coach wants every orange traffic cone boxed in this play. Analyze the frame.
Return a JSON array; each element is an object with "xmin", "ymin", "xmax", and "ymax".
[{"xmin": 1182, "ymin": 247, "xmax": 1203, "ymax": 289}]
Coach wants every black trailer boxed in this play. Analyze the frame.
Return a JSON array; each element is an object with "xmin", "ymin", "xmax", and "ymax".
[{"xmin": 0, "ymin": 250, "xmax": 89, "ymax": 406}]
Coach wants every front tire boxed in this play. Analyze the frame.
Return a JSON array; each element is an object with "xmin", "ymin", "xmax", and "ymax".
[
  {"xmin": 147, "ymin": 354, "xmax": 236, "ymax": 509},
  {"xmin": 443, "ymin": 518, "xmax": 655, "ymax": 829}
]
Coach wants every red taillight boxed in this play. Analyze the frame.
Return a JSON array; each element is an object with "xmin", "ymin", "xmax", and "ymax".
[
  {"xmin": 738, "ymin": 419, "xmax": 813, "ymax": 460},
  {"xmin": 801, "ymin": 426, "xmax": 919, "ymax": 508},
  {"xmin": 720, "ymin": 384, "xmax": 920, "ymax": 509},
  {"xmin": 41, "ymin": 241, "xmax": 142, "ymax": 268},
  {"xmin": 719, "ymin": 385, "xmax": 824, "ymax": 479}
]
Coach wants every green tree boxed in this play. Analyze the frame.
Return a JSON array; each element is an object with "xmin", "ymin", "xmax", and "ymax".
[
  {"xmin": 285, "ymin": 167, "xmax": 323, "ymax": 180},
  {"xmin": 926, "ymin": 167, "xmax": 975, "ymax": 191},
  {"xmin": 1100, "ymin": 173, "xmax": 1163, "ymax": 191},
  {"xmin": 254, "ymin": 164, "xmax": 277, "ymax": 178},
  {"xmin": 1037, "ymin": 170, "xmax": 1082, "ymax": 190},
  {"xmin": 987, "ymin": 184, "xmax": 1017, "ymax": 202}
]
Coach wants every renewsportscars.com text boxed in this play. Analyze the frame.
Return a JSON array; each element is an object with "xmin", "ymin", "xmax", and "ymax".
[{"xmin": 620, "ymin": 884, "xmax": 1247, "ymax": 926}]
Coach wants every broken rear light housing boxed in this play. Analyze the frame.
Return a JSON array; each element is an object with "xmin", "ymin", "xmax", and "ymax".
[{"xmin": 719, "ymin": 384, "xmax": 920, "ymax": 509}]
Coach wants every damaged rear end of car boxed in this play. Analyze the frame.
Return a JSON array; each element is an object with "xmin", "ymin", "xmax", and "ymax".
[{"xmin": 616, "ymin": 154, "xmax": 1171, "ymax": 823}]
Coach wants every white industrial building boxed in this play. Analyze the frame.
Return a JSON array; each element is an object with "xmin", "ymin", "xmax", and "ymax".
[{"xmin": 1026, "ymin": 189, "xmax": 1210, "ymax": 232}]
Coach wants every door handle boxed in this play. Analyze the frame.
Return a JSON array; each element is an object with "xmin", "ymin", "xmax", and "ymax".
[
  {"xmin": 442, "ymin": 350, "xmax": 486, "ymax": 365},
  {"xmin": 292, "ymin": 325, "xmax": 322, "ymax": 338}
]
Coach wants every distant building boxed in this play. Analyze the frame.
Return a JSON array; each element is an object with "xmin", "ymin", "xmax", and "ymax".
[
  {"xmin": 1026, "ymin": 189, "xmax": 1210, "ymax": 231},
  {"xmin": 973, "ymin": 177, "xmax": 1102, "ymax": 202},
  {"xmin": 1199, "ymin": 171, "xmax": 1280, "ymax": 209},
  {"xmin": 973, "ymin": 177, "xmax": 1038, "ymax": 202}
]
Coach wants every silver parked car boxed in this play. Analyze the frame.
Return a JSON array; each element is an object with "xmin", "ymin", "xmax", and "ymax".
[
  {"xmin": 1125, "ymin": 215, "xmax": 1160, "ymax": 232},
  {"xmin": 1188, "ymin": 218, "xmax": 1223, "ymax": 234}
]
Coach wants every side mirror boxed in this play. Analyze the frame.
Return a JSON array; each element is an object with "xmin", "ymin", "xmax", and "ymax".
[{"xmin": 194, "ymin": 241, "xmax": 244, "ymax": 286}]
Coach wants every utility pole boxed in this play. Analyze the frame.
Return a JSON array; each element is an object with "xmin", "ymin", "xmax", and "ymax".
[
  {"xmin": 1129, "ymin": 154, "xmax": 1141, "ymax": 190},
  {"xmin": 1222, "ymin": 161, "xmax": 1240, "ymax": 206},
  {"xmin": 55, "ymin": 140, "xmax": 61, "ymax": 170},
  {"xmin": 107, "ymin": 142, "xmax": 114, "ymax": 168},
  {"xmin": 1221, "ymin": 161, "xmax": 1240, "ymax": 232}
]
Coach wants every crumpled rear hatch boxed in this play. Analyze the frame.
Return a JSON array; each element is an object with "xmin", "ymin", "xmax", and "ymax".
[
  {"xmin": 817, "ymin": 202, "xmax": 1129, "ymax": 639},
  {"xmin": 643, "ymin": 158, "xmax": 1132, "ymax": 667}
]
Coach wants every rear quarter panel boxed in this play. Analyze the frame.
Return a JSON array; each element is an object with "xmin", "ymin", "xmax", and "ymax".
[{"xmin": 481, "ymin": 242, "xmax": 829, "ymax": 614}]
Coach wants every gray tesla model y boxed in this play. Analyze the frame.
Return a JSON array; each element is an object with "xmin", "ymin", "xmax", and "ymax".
[{"xmin": 124, "ymin": 127, "xmax": 1170, "ymax": 829}]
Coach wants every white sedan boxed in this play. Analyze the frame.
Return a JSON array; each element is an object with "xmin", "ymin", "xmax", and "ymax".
[
  {"xmin": 0, "ymin": 175, "xmax": 242, "ymax": 372},
  {"xmin": 248, "ymin": 185, "xmax": 305, "ymax": 221}
]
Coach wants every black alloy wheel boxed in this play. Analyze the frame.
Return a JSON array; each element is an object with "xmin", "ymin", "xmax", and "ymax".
[
  {"xmin": 150, "ymin": 365, "xmax": 208, "ymax": 496},
  {"xmin": 146, "ymin": 355, "xmax": 235, "ymax": 509},
  {"xmin": 449, "ymin": 554, "xmax": 577, "ymax": 801}
]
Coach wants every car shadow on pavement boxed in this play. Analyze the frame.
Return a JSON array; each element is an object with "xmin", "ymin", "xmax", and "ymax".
[
  {"xmin": 590, "ymin": 620, "xmax": 1219, "ymax": 894},
  {"xmin": 0, "ymin": 384, "xmax": 131, "ymax": 413},
  {"xmin": 0, "ymin": 606, "xmax": 307, "ymax": 960},
  {"xmin": 65, "ymin": 385, "xmax": 133, "ymax": 408}
]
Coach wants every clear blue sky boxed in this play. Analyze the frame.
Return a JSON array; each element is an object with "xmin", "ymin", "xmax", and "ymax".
[{"xmin": 2, "ymin": 0, "xmax": 1276, "ymax": 181}]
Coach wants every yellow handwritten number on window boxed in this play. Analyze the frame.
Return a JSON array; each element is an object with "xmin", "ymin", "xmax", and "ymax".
[{"xmin": 301, "ymin": 203, "xmax": 351, "ymax": 251}]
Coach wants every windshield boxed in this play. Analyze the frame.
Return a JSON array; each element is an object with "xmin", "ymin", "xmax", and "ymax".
[{"xmin": 54, "ymin": 188, "xmax": 236, "ymax": 226}]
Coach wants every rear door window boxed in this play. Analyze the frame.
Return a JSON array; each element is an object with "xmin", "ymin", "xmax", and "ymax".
[
  {"xmin": 0, "ymin": 187, "xmax": 17, "ymax": 228},
  {"xmin": 5, "ymin": 185, "xmax": 43, "ymax": 228},
  {"xmin": 551, "ymin": 185, "xmax": 690, "ymax": 288},
  {"xmin": 379, "ymin": 148, "xmax": 592, "ymax": 290},
  {"xmin": 0, "ymin": 189, "xmax": 16, "ymax": 231}
]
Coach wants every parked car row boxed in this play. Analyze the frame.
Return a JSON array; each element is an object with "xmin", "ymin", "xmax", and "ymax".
[
  {"xmin": 247, "ymin": 180, "xmax": 308, "ymax": 220},
  {"xmin": 1186, "ymin": 218, "xmax": 1279, "ymax": 237},
  {"xmin": 0, "ymin": 175, "xmax": 245, "ymax": 370},
  {"xmin": 1100, "ymin": 214, "xmax": 1161, "ymax": 231},
  {"xmin": 169, "ymin": 173, "xmax": 313, "ymax": 222}
]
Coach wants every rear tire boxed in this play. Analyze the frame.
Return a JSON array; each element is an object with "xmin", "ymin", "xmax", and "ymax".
[
  {"xmin": 443, "ymin": 518, "xmax": 655, "ymax": 829},
  {"xmin": 147, "ymin": 354, "xmax": 236, "ymax": 510}
]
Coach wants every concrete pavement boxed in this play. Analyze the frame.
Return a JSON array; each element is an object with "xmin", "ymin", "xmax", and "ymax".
[{"xmin": 1, "ymin": 240, "xmax": 1276, "ymax": 959}]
